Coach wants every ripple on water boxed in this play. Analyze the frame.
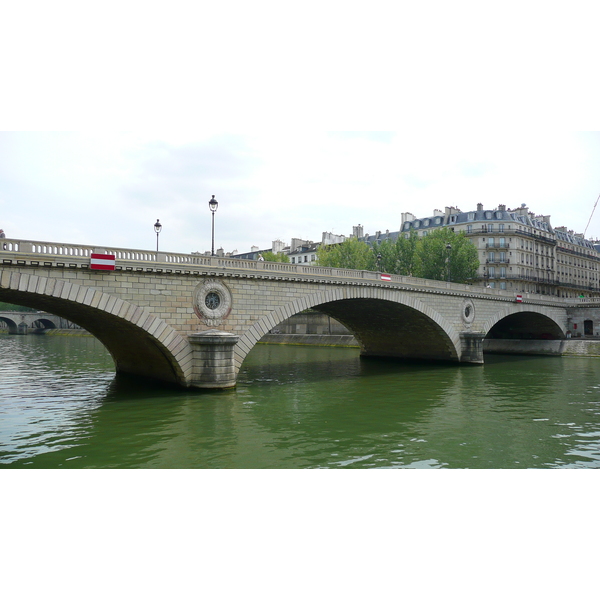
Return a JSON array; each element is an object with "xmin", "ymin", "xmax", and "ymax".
[{"xmin": 3, "ymin": 339, "xmax": 600, "ymax": 468}]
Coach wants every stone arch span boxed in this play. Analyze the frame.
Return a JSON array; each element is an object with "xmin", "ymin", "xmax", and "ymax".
[
  {"xmin": 30, "ymin": 317, "xmax": 58, "ymax": 331},
  {"xmin": 484, "ymin": 306, "xmax": 566, "ymax": 340},
  {"xmin": 0, "ymin": 274, "xmax": 191, "ymax": 386},
  {"xmin": 235, "ymin": 287, "xmax": 462, "ymax": 370},
  {"xmin": 0, "ymin": 315, "xmax": 20, "ymax": 334}
]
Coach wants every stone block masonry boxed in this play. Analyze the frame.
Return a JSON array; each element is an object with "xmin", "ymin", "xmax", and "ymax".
[{"xmin": 0, "ymin": 240, "xmax": 590, "ymax": 388}]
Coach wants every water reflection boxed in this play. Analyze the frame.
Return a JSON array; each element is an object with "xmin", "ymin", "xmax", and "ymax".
[{"xmin": 1, "ymin": 336, "xmax": 600, "ymax": 468}]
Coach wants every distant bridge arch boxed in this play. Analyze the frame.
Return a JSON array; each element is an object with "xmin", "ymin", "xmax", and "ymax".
[{"xmin": 0, "ymin": 311, "xmax": 62, "ymax": 334}]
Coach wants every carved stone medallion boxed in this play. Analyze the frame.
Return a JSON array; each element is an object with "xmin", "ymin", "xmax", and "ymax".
[
  {"xmin": 193, "ymin": 279, "xmax": 232, "ymax": 327},
  {"xmin": 461, "ymin": 298, "xmax": 475, "ymax": 326}
]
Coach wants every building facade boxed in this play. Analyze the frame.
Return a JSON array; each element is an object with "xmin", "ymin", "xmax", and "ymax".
[{"xmin": 397, "ymin": 203, "xmax": 600, "ymax": 298}]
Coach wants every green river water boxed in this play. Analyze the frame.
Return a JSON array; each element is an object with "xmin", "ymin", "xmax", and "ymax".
[{"xmin": 1, "ymin": 334, "xmax": 600, "ymax": 468}]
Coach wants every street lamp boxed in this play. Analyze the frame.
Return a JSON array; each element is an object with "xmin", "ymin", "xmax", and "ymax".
[
  {"xmin": 154, "ymin": 219, "xmax": 162, "ymax": 252},
  {"xmin": 209, "ymin": 195, "xmax": 218, "ymax": 256},
  {"xmin": 446, "ymin": 243, "xmax": 452, "ymax": 282}
]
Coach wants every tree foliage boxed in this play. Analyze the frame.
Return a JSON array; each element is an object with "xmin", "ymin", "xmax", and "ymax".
[
  {"xmin": 414, "ymin": 228, "xmax": 479, "ymax": 283},
  {"xmin": 377, "ymin": 230, "xmax": 420, "ymax": 276},
  {"xmin": 261, "ymin": 251, "xmax": 290, "ymax": 263},
  {"xmin": 316, "ymin": 237, "xmax": 376, "ymax": 271},
  {"xmin": 316, "ymin": 229, "xmax": 479, "ymax": 284},
  {"xmin": 0, "ymin": 302, "xmax": 36, "ymax": 312}
]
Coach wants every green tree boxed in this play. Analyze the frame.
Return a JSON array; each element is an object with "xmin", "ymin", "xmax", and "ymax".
[
  {"xmin": 261, "ymin": 251, "xmax": 290, "ymax": 263},
  {"xmin": 316, "ymin": 237, "xmax": 376, "ymax": 270},
  {"xmin": 414, "ymin": 228, "xmax": 479, "ymax": 283},
  {"xmin": 376, "ymin": 230, "xmax": 419, "ymax": 276},
  {"xmin": 0, "ymin": 302, "xmax": 36, "ymax": 312}
]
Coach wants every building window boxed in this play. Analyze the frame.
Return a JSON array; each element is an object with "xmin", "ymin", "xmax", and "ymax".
[
  {"xmin": 467, "ymin": 225, "xmax": 473, "ymax": 233},
  {"xmin": 499, "ymin": 224, "xmax": 505, "ymax": 232},
  {"xmin": 488, "ymin": 224, "xmax": 494, "ymax": 232}
]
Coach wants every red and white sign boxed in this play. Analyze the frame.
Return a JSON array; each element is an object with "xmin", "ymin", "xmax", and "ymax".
[
  {"xmin": 516, "ymin": 294, "xmax": 523, "ymax": 303},
  {"xmin": 380, "ymin": 274, "xmax": 392, "ymax": 281},
  {"xmin": 90, "ymin": 253, "xmax": 116, "ymax": 271}
]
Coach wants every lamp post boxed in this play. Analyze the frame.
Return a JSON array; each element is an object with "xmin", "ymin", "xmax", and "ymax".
[
  {"xmin": 446, "ymin": 243, "xmax": 452, "ymax": 282},
  {"xmin": 154, "ymin": 219, "xmax": 162, "ymax": 252},
  {"xmin": 209, "ymin": 195, "xmax": 218, "ymax": 256}
]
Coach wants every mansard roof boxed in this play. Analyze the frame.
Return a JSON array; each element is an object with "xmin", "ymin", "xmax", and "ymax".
[
  {"xmin": 362, "ymin": 230, "xmax": 402, "ymax": 245},
  {"xmin": 401, "ymin": 206, "xmax": 554, "ymax": 234},
  {"xmin": 555, "ymin": 229, "xmax": 596, "ymax": 250}
]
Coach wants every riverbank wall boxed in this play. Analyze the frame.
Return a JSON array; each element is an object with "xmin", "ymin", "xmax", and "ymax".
[
  {"xmin": 261, "ymin": 335, "xmax": 600, "ymax": 356},
  {"xmin": 43, "ymin": 329, "xmax": 93, "ymax": 337},
  {"xmin": 258, "ymin": 311, "xmax": 359, "ymax": 347},
  {"xmin": 484, "ymin": 339, "xmax": 600, "ymax": 357},
  {"xmin": 259, "ymin": 333, "xmax": 359, "ymax": 347}
]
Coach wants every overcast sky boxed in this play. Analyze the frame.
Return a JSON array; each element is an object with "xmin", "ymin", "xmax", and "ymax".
[
  {"xmin": 2, "ymin": 2, "xmax": 600, "ymax": 256},
  {"xmin": 1, "ymin": 131, "xmax": 600, "ymax": 255}
]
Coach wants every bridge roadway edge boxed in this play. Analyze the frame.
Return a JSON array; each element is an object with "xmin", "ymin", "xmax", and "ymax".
[{"xmin": 0, "ymin": 239, "xmax": 584, "ymax": 389}]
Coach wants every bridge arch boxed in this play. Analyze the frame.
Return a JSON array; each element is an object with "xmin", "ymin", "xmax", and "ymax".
[
  {"xmin": 484, "ymin": 306, "xmax": 565, "ymax": 340},
  {"xmin": 0, "ymin": 272, "xmax": 192, "ymax": 386},
  {"xmin": 30, "ymin": 317, "xmax": 58, "ymax": 331},
  {"xmin": 235, "ymin": 286, "xmax": 462, "ymax": 369},
  {"xmin": 0, "ymin": 315, "xmax": 20, "ymax": 334}
]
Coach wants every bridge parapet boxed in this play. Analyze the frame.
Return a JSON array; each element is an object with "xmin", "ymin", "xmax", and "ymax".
[{"xmin": 0, "ymin": 237, "xmax": 568, "ymax": 306}]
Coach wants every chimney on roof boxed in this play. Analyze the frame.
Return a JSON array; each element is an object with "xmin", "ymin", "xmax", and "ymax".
[
  {"xmin": 445, "ymin": 206, "xmax": 461, "ymax": 216},
  {"xmin": 477, "ymin": 203, "xmax": 483, "ymax": 211}
]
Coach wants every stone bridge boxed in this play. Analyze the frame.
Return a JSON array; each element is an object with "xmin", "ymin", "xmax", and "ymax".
[
  {"xmin": 0, "ymin": 237, "xmax": 588, "ymax": 389},
  {"xmin": 0, "ymin": 311, "xmax": 64, "ymax": 334}
]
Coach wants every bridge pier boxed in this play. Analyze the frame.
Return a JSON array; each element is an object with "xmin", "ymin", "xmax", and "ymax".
[
  {"xmin": 459, "ymin": 332, "xmax": 485, "ymax": 364},
  {"xmin": 188, "ymin": 330, "xmax": 240, "ymax": 389}
]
